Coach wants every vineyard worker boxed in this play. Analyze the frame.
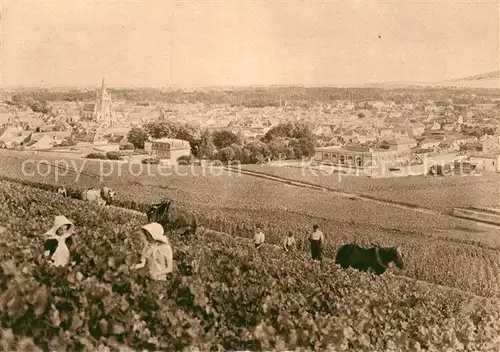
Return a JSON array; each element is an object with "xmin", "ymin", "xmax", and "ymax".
[
  {"xmin": 309, "ymin": 224, "xmax": 324, "ymax": 261},
  {"xmin": 57, "ymin": 185, "xmax": 68, "ymax": 197},
  {"xmin": 42, "ymin": 215, "xmax": 77, "ymax": 267},
  {"xmin": 254, "ymin": 225, "xmax": 265, "ymax": 249},
  {"xmin": 283, "ymin": 231, "xmax": 297, "ymax": 252},
  {"xmin": 133, "ymin": 222, "xmax": 173, "ymax": 281}
]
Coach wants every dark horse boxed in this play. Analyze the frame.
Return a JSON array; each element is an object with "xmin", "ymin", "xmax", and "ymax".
[
  {"xmin": 335, "ymin": 243, "xmax": 404, "ymax": 275},
  {"xmin": 146, "ymin": 199, "xmax": 199, "ymax": 236}
]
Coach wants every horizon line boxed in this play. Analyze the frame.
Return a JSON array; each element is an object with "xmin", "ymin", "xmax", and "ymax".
[
  {"xmin": 2, "ymin": 70, "xmax": 498, "ymax": 90},
  {"xmin": 2, "ymin": 70, "xmax": 499, "ymax": 90}
]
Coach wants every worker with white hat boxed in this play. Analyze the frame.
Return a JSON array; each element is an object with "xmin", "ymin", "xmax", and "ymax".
[
  {"xmin": 42, "ymin": 215, "xmax": 76, "ymax": 267},
  {"xmin": 133, "ymin": 223, "xmax": 173, "ymax": 281}
]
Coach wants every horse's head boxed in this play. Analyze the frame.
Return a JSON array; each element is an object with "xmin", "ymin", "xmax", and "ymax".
[
  {"xmin": 146, "ymin": 204, "xmax": 159, "ymax": 221},
  {"xmin": 391, "ymin": 247, "xmax": 404, "ymax": 269},
  {"xmin": 147, "ymin": 199, "xmax": 172, "ymax": 222}
]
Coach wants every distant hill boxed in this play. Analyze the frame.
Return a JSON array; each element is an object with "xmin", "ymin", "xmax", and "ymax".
[
  {"xmin": 364, "ymin": 70, "xmax": 499, "ymax": 89},
  {"xmin": 438, "ymin": 70, "xmax": 499, "ymax": 89}
]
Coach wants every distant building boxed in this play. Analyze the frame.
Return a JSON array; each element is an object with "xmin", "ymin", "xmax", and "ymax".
[
  {"xmin": 430, "ymin": 122, "xmax": 441, "ymax": 131},
  {"xmin": 357, "ymin": 135, "xmax": 378, "ymax": 144},
  {"xmin": 387, "ymin": 138, "xmax": 418, "ymax": 151},
  {"xmin": 477, "ymin": 103, "xmax": 497, "ymax": 110},
  {"xmin": 463, "ymin": 142, "xmax": 483, "ymax": 152},
  {"xmin": 108, "ymin": 134, "xmax": 127, "ymax": 144},
  {"xmin": 380, "ymin": 129, "xmax": 393, "ymax": 139},
  {"xmin": 0, "ymin": 126, "xmax": 28, "ymax": 147},
  {"xmin": 80, "ymin": 78, "xmax": 117, "ymax": 126},
  {"xmin": 469, "ymin": 153, "xmax": 500, "ymax": 173},
  {"xmin": 23, "ymin": 131, "xmax": 72, "ymax": 146},
  {"xmin": 72, "ymin": 131, "xmax": 104, "ymax": 144},
  {"xmin": 420, "ymin": 138, "xmax": 442, "ymax": 150},
  {"xmin": 25, "ymin": 135, "xmax": 55, "ymax": 150},
  {"xmin": 314, "ymin": 145, "xmax": 411, "ymax": 170},
  {"xmin": 442, "ymin": 124, "xmax": 455, "ymax": 132},
  {"xmin": 66, "ymin": 115, "xmax": 81, "ymax": 124},
  {"xmin": 37, "ymin": 124, "xmax": 56, "ymax": 133},
  {"xmin": 150, "ymin": 138, "xmax": 191, "ymax": 164},
  {"xmin": 482, "ymin": 136, "xmax": 500, "ymax": 153},
  {"xmin": 313, "ymin": 124, "xmax": 334, "ymax": 137}
]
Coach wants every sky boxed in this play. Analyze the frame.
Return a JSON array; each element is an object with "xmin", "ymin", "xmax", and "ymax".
[{"xmin": 1, "ymin": 0, "xmax": 499, "ymax": 87}]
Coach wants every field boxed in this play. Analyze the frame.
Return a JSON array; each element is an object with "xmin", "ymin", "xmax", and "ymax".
[
  {"xmin": 1, "ymin": 151, "xmax": 500, "ymax": 300},
  {"xmin": 239, "ymin": 164, "xmax": 500, "ymax": 214},
  {"xmin": 1, "ymin": 180, "xmax": 500, "ymax": 351}
]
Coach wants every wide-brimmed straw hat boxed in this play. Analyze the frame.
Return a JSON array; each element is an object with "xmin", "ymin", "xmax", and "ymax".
[
  {"xmin": 44, "ymin": 215, "xmax": 74, "ymax": 238},
  {"xmin": 141, "ymin": 223, "xmax": 169, "ymax": 245}
]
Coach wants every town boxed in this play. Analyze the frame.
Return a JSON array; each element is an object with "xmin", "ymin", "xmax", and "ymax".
[
  {"xmin": 2, "ymin": 1, "xmax": 500, "ymax": 350},
  {"xmin": 0, "ymin": 77, "xmax": 499, "ymax": 177}
]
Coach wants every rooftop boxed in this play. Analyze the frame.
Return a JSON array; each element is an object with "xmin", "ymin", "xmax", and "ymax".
[
  {"xmin": 153, "ymin": 137, "xmax": 189, "ymax": 144},
  {"xmin": 421, "ymin": 138, "xmax": 443, "ymax": 144},
  {"xmin": 82, "ymin": 104, "xmax": 96, "ymax": 112},
  {"xmin": 388, "ymin": 137, "xmax": 417, "ymax": 145},
  {"xmin": 315, "ymin": 146, "xmax": 342, "ymax": 152},
  {"xmin": 316, "ymin": 145, "xmax": 390, "ymax": 154},
  {"xmin": 152, "ymin": 137, "xmax": 191, "ymax": 149},
  {"xmin": 469, "ymin": 153, "xmax": 500, "ymax": 159},
  {"xmin": 344, "ymin": 145, "xmax": 371, "ymax": 152}
]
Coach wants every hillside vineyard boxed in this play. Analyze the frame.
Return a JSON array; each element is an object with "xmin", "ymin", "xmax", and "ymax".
[{"xmin": 0, "ymin": 180, "xmax": 500, "ymax": 351}]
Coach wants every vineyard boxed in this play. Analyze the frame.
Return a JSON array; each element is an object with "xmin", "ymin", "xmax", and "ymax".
[
  {"xmin": 239, "ymin": 164, "xmax": 500, "ymax": 214},
  {"xmin": 1, "ymin": 180, "xmax": 500, "ymax": 351},
  {"xmin": 1, "ymin": 154, "xmax": 500, "ymax": 300},
  {"xmin": 1, "ymin": 152, "xmax": 499, "ymax": 244}
]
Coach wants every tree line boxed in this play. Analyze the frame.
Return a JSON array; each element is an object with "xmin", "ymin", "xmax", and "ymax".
[
  {"xmin": 6, "ymin": 94, "xmax": 51, "ymax": 114},
  {"xmin": 127, "ymin": 121, "xmax": 316, "ymax": 164},
  {"xmin": 6, "ymin": 87, "xmax": 499, "ymax": 109}
]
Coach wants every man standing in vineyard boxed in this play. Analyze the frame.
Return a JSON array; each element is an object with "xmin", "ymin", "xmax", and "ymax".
[
  {"xmin": 309, "ymin": 224, "xmax": 324, "ymax": 262},
  {"xmin": 283, "ymin": 231, "xmax": 297, "ymax": 252},
  {"xmin": 254, "ymin": 225, "xmax": 265, "ymax": 249}
]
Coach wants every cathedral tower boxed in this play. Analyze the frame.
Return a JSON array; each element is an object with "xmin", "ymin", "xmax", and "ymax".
[{"xmin": 95, "ymin": 77, "xmax": 116, "ymax": 126}]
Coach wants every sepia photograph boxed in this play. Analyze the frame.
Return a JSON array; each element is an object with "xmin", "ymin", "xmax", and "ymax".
[{"xmin": 0, "ymin": 0, "xmax": 499, "ymax": 350}]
